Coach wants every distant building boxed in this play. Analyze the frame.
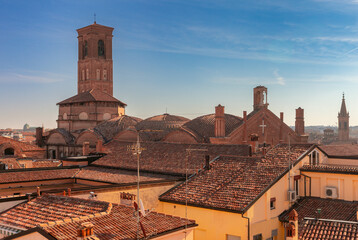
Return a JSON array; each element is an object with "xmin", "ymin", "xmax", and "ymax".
[{"xmin": 338, "ymin": 93, "xmax": 350, "ymax": 142}]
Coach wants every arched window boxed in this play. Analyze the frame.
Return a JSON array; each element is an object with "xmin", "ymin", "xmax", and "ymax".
[
  {"xmin": 4, "ymin": 148, "xmax": 14, "ymax": 156},
  {"xmin": 84, "ymin": 41, "xmax": 88, "ymax": 58},
  {"xmin": 98, "ymin": 40, "xmax": 105, "ymax": 56}
]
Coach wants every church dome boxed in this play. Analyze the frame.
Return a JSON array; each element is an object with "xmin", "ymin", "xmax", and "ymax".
[
  {"xmin": 23, "ymin": 123, "xmax": 30, "ymax": 131},
  {"xmin": 136, "ymin": 114, "xmax": 189, "ymax": 131},
  {"xmin": 94, "ymin": 115, "xmax": 142, "ymax": 142},
  {"xmin": 183, "ymin": 113, "xmax": 243, "ymax": 143},
  {"xmin": 135, "ymin": 114, "xmax": 190, "ymax": 142}
]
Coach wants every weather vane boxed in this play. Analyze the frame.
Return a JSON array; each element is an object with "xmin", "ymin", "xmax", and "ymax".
[{"xmin": 94, "ymin": 13, "xmax": 96, "ymax": 24}]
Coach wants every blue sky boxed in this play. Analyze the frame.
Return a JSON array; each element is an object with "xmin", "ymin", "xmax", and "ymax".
[{"xmin": 1, "ymin": 0, "xmax": 358, "ymax": 129}]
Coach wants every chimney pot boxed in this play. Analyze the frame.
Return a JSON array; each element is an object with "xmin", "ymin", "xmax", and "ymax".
[
  {"xmin": 82, "ymin": 142, "xmax": 90, "ymax": 156},
  {"xmin": 205, "ymin": 155, "xmax": 210, "ymax": 170},
  {"xmin": 67, "ymin": 188, "xmax": 71, "ymax": 196},
  {"xmin": 96, "ymin": 140, "xmax": 103, "ymax": 153},
  {"xmin": 36, "ymin": 187, "xmax": 41, "ymax": 197},
  {"xmin": 215, "ymin": 105, "xmax": 225, "ymax": 137}
]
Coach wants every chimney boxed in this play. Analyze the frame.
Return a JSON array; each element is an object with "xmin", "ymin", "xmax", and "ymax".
[
  {"xmin": 279, "ymin": 112, "xmax": 284, "ymax": 143},
  {"xmin": 36, "ymin": 186, "xmax": 41, "ymax": 197},
  {"xmin": 96, "ymin": 140, "xmax": 103, "ymax": 153},
  {"xmin": 243, "ymin": 111, "xmax": 247, "ymax": 143},
  {"xmin": 26, "ymin": 193, "xmax": 31, "ymax": 202},
  {"xmin": 295, "ymin": 108, "xmax": 305, "ymax": 136},
  {"xmin": 67, "ymin": 188, "xmax": 71, "ymax": 196},
  {"xmin": 249, "ymin": 134, "xmax": 259, "ymax": 154},
  {"xmin": 77, "ymin": 222, "xmax": 94, "ymax": 240},
  {"xmin": 205, "ymin": 155, "xmax": 210, "ymax": 170},
  {"xmin": 35, "ymin": 127, "xmax": 44, "ymax": 147},
  {"xmin": 286, "ymin": 209, "xmax": 298, "ymax": 240},
  {"xmin": 215, "ymin": 105, "xmax": 225, "ymax": 137},
  {"xmin": 82, "ymin": 142, "xmax": 90, "ymax": 156}
]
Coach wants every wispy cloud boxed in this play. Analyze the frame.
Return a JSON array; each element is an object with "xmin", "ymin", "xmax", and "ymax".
[
  {"xmin": 273, "ymin": 70, "xmax": 285, "ymax": 85},
  {"xmin": 0, "ymin": 71, "xmax": 69, "ymax": 83}
]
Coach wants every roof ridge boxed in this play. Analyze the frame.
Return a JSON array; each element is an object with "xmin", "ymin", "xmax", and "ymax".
[
  {"xmin": 39, "ymin": 203, "xmax": 112, "ymax": 228},
  {"xmin": 303, "ymin": 217, "xmax": 358, "ymax": 224}
]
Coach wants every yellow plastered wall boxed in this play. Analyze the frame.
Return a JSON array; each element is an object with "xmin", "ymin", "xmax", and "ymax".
[
  {"xmin": 301, "ymin": 171, "xmax": 358, "ymax": 201},
  {"xmin": 157, "ymin": 202, "xmax": 248, "ymax": 240}
]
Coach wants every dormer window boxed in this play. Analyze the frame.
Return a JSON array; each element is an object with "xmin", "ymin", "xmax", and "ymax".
[
  {"xmin": 309, "ymin": 150, "xmax": 320, "ymax": 165},
  {"xmin": 98, "ymin": 40, "xmax": 105, "ymax": 57}
]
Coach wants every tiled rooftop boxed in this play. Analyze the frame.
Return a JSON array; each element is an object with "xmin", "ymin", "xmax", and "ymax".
[
  {"xmin": 182, "ymin": 113, "xmax": 243, "ymax": 142},
  {"xmin": 280, "ymin": 197, "xmax": 358, "ymax": 223},
  {"xmin": 0, "ymin": 136, "xmax": 45, "ymax": 158},
  {"xmin": 299, "ymin": 219, "xmax": 358, "ymax": 240},
  {"xmin": 0, "ymin": 195, "xmax": 110, "ymax": 229},
  {"xmin": 31, "ymin": 159, "xmax": 62, "ymax": 168},
  {"xmin": 92, "ymin": 141, "xmax": 251, "ymax": 175},
  {"xmin": 301, "ymin": 164, "xmax": 358, "ymax": 174},
  {"xmin": 0, "ymin": 168, "xmax": 79, "ymax": 184},
  {"xmin": 75, "ymin": 166, "xmax": 178, "ymax": 184},
  {"xmin": 94, "ymin": 115, "xmax": 141, "ymax": 143},
  {"xmin": 57, "ymin": 89, "xmax": 126, "ymax": 106},
  {"xmin": 319, "ymin": 144, "xmax": 358, "ymax": 158},
  {"xmin": 160, "ymin": 144, "xmax": 313, "ymax": 213},
  {"xmin": 43, "ymin": 203, "xmax": 196, "ymax": 240},
  {"xmin": 0, "ymin": 158, "xmax": 21, "ymax": 169}
]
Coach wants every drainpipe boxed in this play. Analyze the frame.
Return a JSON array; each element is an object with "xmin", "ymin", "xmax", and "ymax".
[{"xmin": 242, "ymin": 213, "xmax": 250, "ymax": 240}]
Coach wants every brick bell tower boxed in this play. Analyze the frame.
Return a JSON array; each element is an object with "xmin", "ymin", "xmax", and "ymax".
[
  {"xmin": 253, "ymin": 86, "xmax": 269, "ymax": 111},
  {"xmin": 338, "ymin": 93, "xmax": 349, "ymax": 141},
  {"xmin": 77, "ymin": 21, "xmax": 114, "ymax": 95}
]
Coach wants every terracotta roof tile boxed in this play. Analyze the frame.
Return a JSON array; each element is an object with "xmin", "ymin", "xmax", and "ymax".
[
  {"xmin": 319, "ymin": 144, "xmax": 358, "ymax": 158},
  {"xmin": 299, "ymin": 219, "xmax": 358, "ymax": 240},
  {"xmin": 301, "ymin": 164, "xmax": 358, "ymax": 174},
  {"xmin": 0, "ymin": 195, "xmax": 110, "ymax": 229},
  {"xmin": 0, "ymin": 136, "xmax": 42, "ymax": 151},
  {"xmin": 92, "ymin": 141, "xmax": 251, "ymax": 175},
  {"xmin": 182, "ymin": 113, "xmax": 243, "ymax": 142},
  {"xmin": 160, "ymin": 144, "xmax": 313, "ymax": 212},
  {"xmin": 135, "ymin": 114, "xmax": 190, "ymax": 142},
  {"xmin": 280, "ymin": 197, "xmax": 358, "ymax": 223},
  {"xmin": 31, "ymin": 159, "xmax": 62, "ymax": 168},
  {"xmin": 75, "ymin": 166, "xmax": 177, "ymax": 184},
  {"xmin": 0, "ymin": 158, "xmax": 21, "ymax": 169},
  {"xmin": 57, "ymin": 89, "xmax": 126, "ymax": 106},
  {"xmin": 43, "ymin": 203, "xmax": 196, "ymax": 240},
  {"xmin": 94, "ymin": 115, "xmax": 141, "ymax": 142},
  {"xmin": 0, "ymin": 168, "xmax": 79, "ymax": 184}
]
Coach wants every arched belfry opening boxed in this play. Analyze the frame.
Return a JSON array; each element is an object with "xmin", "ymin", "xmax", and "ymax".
[
  {"xmin": 253, "ymin": 86, "xmax": 268, "ymax": 111},
  {"xmin": 4, "ymin": 148, "xmax": 14, "ymax": 156},
  {"xmin": 98, "ymin": 40, "xmax": 105, "ymax": 57}
]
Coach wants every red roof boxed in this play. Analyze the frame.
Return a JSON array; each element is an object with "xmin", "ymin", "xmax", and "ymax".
[
  {"xmin": 160, "ymin": 144, "xmax": 313, "ymax": 213},
  {"xmin": 318, "ymin": 144, "xmax": 358, "ymax": 158},
  {"xmin": 280, "ymin": 197, "xmax": 358, "ymax": 223},
  {"xmin": 57, "ymin": 89, "xmax": 126, "ymax": 106},
  {"xmin": 75, "ymin": 166, "xmax": 177, "ymax": 184},
  {"xmin": 43, "ymin": 203, "xmax": 196, "ymax": 240},
  {"xmin": 92, "ymin": 141, "xmax": 251, "ymax": 175},
  {"xmin": 299, "ymin": 219, "xmax": 358, "ymax": 240},
  {"xmin": 0, "ymin": 195, "xmax": 110, "ymax": 229}
]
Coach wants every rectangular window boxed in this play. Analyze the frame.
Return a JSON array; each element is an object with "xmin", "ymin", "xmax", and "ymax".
[
  {"xmin": 295, "ymin": 179, "xmax": 299, "ymax": 196},
  {"xmin": 270, "ymin": 197, "xmax": 276, "ymax": 210},
  {"xmin": 227, "ymin": 235, "xmax": 241, "ymax": 240},
  {"xmin": 253, "ymin": 234, "xmax": 262, "ymax": 240}
]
